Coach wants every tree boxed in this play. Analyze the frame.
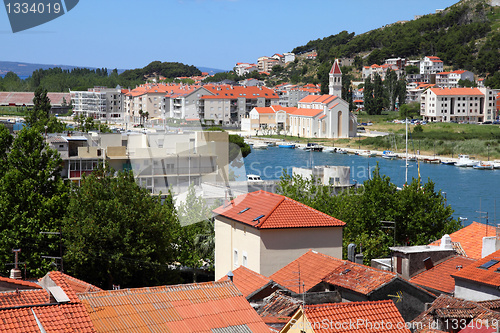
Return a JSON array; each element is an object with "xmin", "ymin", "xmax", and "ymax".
[
  {"xmin": 0, "ymin": 125, "xmax": 13, "ymax": 177},
  {"xmin": 384, "ymin": 69, "xmax": 398, "ymax": 112},
  {"xmin": 62, "ymin": 164, "xmax": 180, "ymax": 289},
  {"xmin": 26, "ymin": 87, "xmax": 66, "ymax": 133},
  {"xmin": 363, "ymin": 76, "xmax": 375, "ymax": 115},
  {"xmin": 277, "ymin": 165, "xmax": 460, "ymax": 264},
  {"xmin": 373, "ymin": 73, "xmax": 386, "ymax": 115},
  {"xmin": 0, "ymin": 127, "xmax": 68, "ymax": 278},
  {"xmin": 175, "ymin": 184, "xmax": 217, "ymax": 272}
]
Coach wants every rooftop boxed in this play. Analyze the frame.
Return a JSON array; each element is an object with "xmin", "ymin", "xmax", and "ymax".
[
  {"xmin": 78, "ymin": 280, "xmax": 270, "ymax": 333},
  {"xmin": 270, "ymin": 250, "xmax": 344, "ymax": 294},
  {"xmin": 297, "ymin": 300, "xmax": 409, "ymax": 333},
  {"xmin": 451, "ymin": 249, "xmax": 500, "ymax": 287},
  {"xmin": 430, "ymin": 222, "xmax": 496, "ymax": 260},
  {"xmin": 218, "ymin": 266, "xmax": 272, "ymax": 299},
  {"xmin": 213, "ymin": 190, "xmax": 345, "ymax": 230},
  {"xmin": 410, "ymin": 256, "xmax": 477, "ymax": 294}
]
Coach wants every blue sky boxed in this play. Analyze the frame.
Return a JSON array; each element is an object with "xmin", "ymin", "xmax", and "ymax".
[{"xmin": 1, "ymin": 0, "xmax": 459, "ymax": 71}]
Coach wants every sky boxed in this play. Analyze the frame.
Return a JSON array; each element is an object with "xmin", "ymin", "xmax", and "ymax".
[{"xmin": 0, "ymin": 0, "xmax": 459, "ymax": 71}]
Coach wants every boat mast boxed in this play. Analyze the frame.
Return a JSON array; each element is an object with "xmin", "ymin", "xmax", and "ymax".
[{"xmin": 405, "ymin": 118, "xmax": 408, "ymax": 184}]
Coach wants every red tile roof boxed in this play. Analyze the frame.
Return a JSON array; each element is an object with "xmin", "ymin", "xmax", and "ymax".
[
  {"xmin": 270, "ymin": 250, "xmax": 344, "ymax": 293},
  {"xmin": 213, "ymin": 191, "xmax": 345, "ymax": 230},
  {"xmin": 0, "ymin": 303, "xmax": 96, "ymax": 333},
  {"xmin": 202, "ymin": 85, "xmax": 278, "ymax": 99},
  {"xmin": 78, "ymin": 280, "xmax": 269, "ymax": 333},
  {"xmin": 43, "ymin": 271, "xmax": 102, "ymax": 303},
  {"xmin": 451, "ymin": 249, "xmax": 500, "ymax": 287},
  {"xmin": 412, "ymin": 294, "xmax": 500, "ymax": 333},
  {"xmin": 430, "ymin": 87, "xmax": 484, "ymax": 96},
  {"xmin": 288, "ymin": 108, "xmax": 324, "ymax": 117},
  {"xmin": 218, "ymin": 266, "xmax": 272, "ymax": 298},
  {"xmin": 330, "ymin": 59, "xmax": 342, "ymax": 75},
  {"xmin": 0, "ymin": 289, "xmax": 50, "ymax": 309},
  {"xmin": 322, "ymin": 261, "xmax": 396, "ymax": 296},
  {"xmin": 430, "ymin": 222, "xmax": 496, "ymax": 259},
  {"xmin": 0, "ymin": 92, "xmax": 71, "ymax": 106},
  {"xmin": 257, "ymin": 291, "xmax": 302, "ymax": 324},
  {"xmin": 0, "ymin": 276, "xmax": 41, "ymax": 290},
  {"xmin": 296, "ymin": 300, "xmax": 409, "ymax": 333},
  {"xmin": 410, "ymin": 256, "xmax": 477, "ymax": 294}
]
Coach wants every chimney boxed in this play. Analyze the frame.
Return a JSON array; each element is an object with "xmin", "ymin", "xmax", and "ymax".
[
  {"xmin": 440, "ymin": 234, "xmax": 453, "ymax": 250},
  {"xmin": 10, "ymin": 249, "xmax": 22, "ymax": 280},
  {"xmin": 227, "ymin": 271, "xmax": 234, "ymax": 282}
]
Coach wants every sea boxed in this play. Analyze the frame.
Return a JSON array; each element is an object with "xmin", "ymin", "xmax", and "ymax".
[{"xmin": 241, "ymin": 146, "xmax": 500, "ymax": 227}]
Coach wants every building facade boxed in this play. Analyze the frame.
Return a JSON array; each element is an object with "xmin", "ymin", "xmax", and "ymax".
[{"xmin": 70, "ymin": 86, "xmax": 126, "ymax": 121}]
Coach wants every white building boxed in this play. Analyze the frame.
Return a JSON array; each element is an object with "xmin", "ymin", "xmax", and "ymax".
[
  {"xmin": 420, "ymin": 87, "xmax": 499, "ymax": 123},
  {"xmin": 70, "ymin": 86, "xmax": 126, "ymax": 122},
  {"xmin": 420, "ymin": 56, "xmax": 444, "ymax": 75},
  {"xmin": 283, "ymin": 52, "xmax": 296, "ymax": 63},
  {"xmin": 436, "ymin": 70, "xmax": 475, "ymax": 88},
  {"xmin": 234, "ymin": 63, "xmax": 258, "ymax": 76}
]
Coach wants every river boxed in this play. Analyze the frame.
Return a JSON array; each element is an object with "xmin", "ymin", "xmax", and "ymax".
[{"xmin": 241, "ymin": 146, "xmax": 500, "ymax": 227}]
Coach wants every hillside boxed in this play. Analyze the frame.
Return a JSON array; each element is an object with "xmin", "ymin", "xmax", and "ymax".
[{"xmin": 280, "ymin": 0, "xmax": 500, "ymax": 90}]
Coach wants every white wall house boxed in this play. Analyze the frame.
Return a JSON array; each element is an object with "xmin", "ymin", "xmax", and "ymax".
[
  {"xmin": 420, "ymin": 56, "xmax": 444, "ymax": 75},
  {"xmin": 420, "ymin": 87, "xmax": 499, "ymax": 123},
  {"xmin": 213, "ymin": 190, "xmax": 345, "ymax": 279}
]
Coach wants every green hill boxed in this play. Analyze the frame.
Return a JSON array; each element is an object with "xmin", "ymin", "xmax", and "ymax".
[{"xmin": 287, "ymin": 0, "xmax": 500, "ymax": 90}]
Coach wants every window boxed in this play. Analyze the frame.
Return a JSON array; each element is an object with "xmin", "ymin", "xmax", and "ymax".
[
  {"xmin": 233, "ymin": 249, "xmax": 239, "ymax": 267},
  {"xmin": 479, "ymin": 260, "xmax": 499, "ymax": 269},
  {"xmin": 243, "ymin": 252, "xmax": 248, "ymax": 267}
]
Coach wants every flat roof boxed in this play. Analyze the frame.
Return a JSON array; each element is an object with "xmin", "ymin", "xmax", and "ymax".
[{"xmin": 389, "ymin": 245, "xmax": 454, "ymax": 254}]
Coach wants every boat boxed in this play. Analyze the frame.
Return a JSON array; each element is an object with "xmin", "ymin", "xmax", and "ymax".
[
  {"xmin": 359, "ymin": 150, "xmax": 375, "ymax": 157},
  {"xmin": 278, "ymin": 143, "xmax": 295, "ymax": 148},
  {"xmin": 296, "ymin": 144, "xmax": 308, "ymax": 150},
  {"xmin": 336, "ymin": 149, "xmax": 347, "ymax": 154},
  {"xmin": 382, "ymin": 150, "xmax": 397, "ymax": 159},
  {"xmin": 441, "ymin": 160, "xmax": 455, "ymax": 165},
  {"xmin": 455, "ymin": 154, "xmax": 474, "ymax": 167},
  {"xmin": 473, "ymin": 162, "xmax": 494, "ymax": 170},
  {"xmin": 305, "ymin": 143, "xmax": 323, "ymax": 152},
  {"xmin": 252, "ymin": 142, "xmax": 268, "ymax": 149},
  {"xmin": 423, "ymin": 158, "xmax": 441, "ymax": 164},
  {"xmin": 322, "ymin": 147, "xmax": 335, "ymax": 153}
]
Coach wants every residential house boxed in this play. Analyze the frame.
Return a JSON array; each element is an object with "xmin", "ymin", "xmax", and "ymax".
[
  {"xmin": 234, "ymin": 62, "xmax": 259, "ymax": 76},
  {"xmin": 159, "ymin": 83, "xmax": 205, "ymax": 120},
  {"xmin": 406, "ymin": 82, "xmax": 435, "ymax": 104},
  {"xmin": 409, "ymin": 255, "xmax": 477, "ymax": 296},
  {"xmin": 362, "ymin": 63, "xmax": 401, "ymax": 81},
  {"xmin": 0, "ymin": 271, "xmax": 100, "ymax": 332},
  {"xmin": 213, "ymin": 191, "xmax": 346, "ymax": 280},
  {"xmin": 452, "ymin": 249, "xmax": 500, "ymax": 301},
  {"xmin": 239, "ymin": 78, "xmax": 264, "ymax": 87},
  {"xmin": 200, "ymin": 85, "xmax": 279, "ymax": 125},
  {"xmin": 421, "ymin": 56, "xmax": 444, "ymax": 75},
  {"xmin": 271, "ymin": 53, "xmax": 285, "ymax": 65},
  {"xmin": 123, "ymin": 84, "xmax": 170, "ymax": 123},
  {"xmin": 436, "ymin": 70, "xmax": 475, "ymax": 88},
  {"xmin": 242, "ymin": 105, "xmax": 297, "ymax": 133},
  {"xmin": 306, "ymin": 52, "xmax": 317, "ymax": 60},
  {"xmin": 385, "ymin": 57, "xmax": 407, "ymax": 70},
  {"xmin": 78, "ymin": 280, "xmax": 271, "ymax": 332},
  {"xmin": 283, "ymin": 52, "xmax": 296, "ymax": 63},
  {"xmin": 218, "ymin": 265, "xmax": 286, "ymax": 301},
  {"xmin": 277, "ymin": 84, "xmax": 321, "ymax": 107},
  {"xmin": 258, "ymin": 56, "xmax": 279, "ymax": 73},
  {"xmin": 280, "ymin": 300, "xmax": 410, "ymax": 333},
  {"xmin": 411, "ymin": 294, "xmax": 500, "ymax": 333},
  {"xmin": 271, "ymin": 250, "xmax": 435, "ymax": 321},
  {"xmin": 429, "ymin": 222, "xmax": 498, "ymax": 260},
  {"xmin": 420, "ymin": 87, "xmax": 499, "ymax": 123}
]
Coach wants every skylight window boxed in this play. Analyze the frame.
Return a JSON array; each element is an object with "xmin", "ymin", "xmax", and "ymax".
[
  {"xmin": 238, "ymin": 208, "xmax": 250, "ymax": 214},
  {"xmin": 479, "ymin": 260, "xmax": 499, "ymax": 269},
  {"xmin": 253, "ymin": 214, "xmax": 265, "ymax": 222}
]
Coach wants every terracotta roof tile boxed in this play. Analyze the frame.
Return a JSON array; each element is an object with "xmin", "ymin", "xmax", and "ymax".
[
  {"xmin": 451, "ymin": 249, "xmax": 500, "ymax": 287},
  {"xmin": 430, "ymin": 222, "xmax": 496, "ymax": 259},
  {"xmin": 270, "ymin": 250, "xmax": 344, "ymax": 293},
  {"xmin": 322, "ymin": 261, "xmax": 396, "ymax": 295},
  {"xmin": 257, "ymin": 291, "xmax": 302, "ymax": 321},
  {"xmin": 412, "ymin": 294, "xmax": 500, "ymax": 333},
  {"xmin": 0, "ymin": 276, "xmax": 41, "ymax": 290},
  {"xmin": 213, "ymin": 191, "xmax": 345, "ymax": 230},
  {"xmin": 0, "ymin": 289, "xmax": 50, "ymax": 309},
  {"xmin": 218, "ymin": 266, "xmax": 271, "ymax": 298},
  {"xmin": 43, "ymin": 271, "xmax": 102, "ymax": 303},
  {"xmin": 288, "ymin": 108, "xmax": 324, "ymax": 117},
  {"xmin": 78, "ymin": 280, "xmax": 269, "ymax": 333},
  {"xmin": 0, "ymin": 303, "xmax": 96, "ymax": 333},
  {"xmin": 430, "ymin": 87, "xmax": 484, "ymax": 97},
  {"xmin": 410, "ymin": 256, "xmax": 477, "ymax": 294},
  {"xmin": 299, "ymin": 300, "xmax": 410, "ymax": 333}
]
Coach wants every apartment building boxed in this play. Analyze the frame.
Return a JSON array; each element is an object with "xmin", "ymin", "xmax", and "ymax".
[
  {"xmin": 420, "ymin": 56, "xmax": 444, "ymax": 75},
  {"xmin": 47, "ymin": 131, "xmax": 230, "ymax": 195},
  {"xmin": 160, "ymin": 84, "xmax": 206, "ymax": 120},
  {"xmin": 257, "ymin": 56, "xmax": 279, "ymax": 73},
  {"xmin": 436, "ymin": 70, "xmax": 475, "ymax": 88},
  {"xmin": 420, "ymin": 87, "xmax": 499, "ymax": 123},
  {"xmin": 234, "ymin": 63, "xmax": 258, "ymax": 76},
  {"xmin": 362, "ymin": 63, "xmax": 402, "ymax": 80},
  {"xmin": 70, "ymin": 86, "xmax": 126, "ymax": 122},
  {"xmin": 276, "ymin": 83, "xmax": 321, "ymax": 107},
  {"xmin": 199, "ymin": 85, "xmax": 279, "ymax": 125},
  {"xmin": 123, "ymin": 84, "xmax": 170, "ymax": 123}
]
